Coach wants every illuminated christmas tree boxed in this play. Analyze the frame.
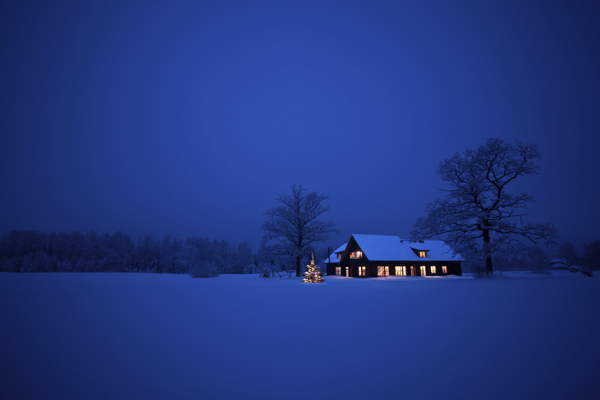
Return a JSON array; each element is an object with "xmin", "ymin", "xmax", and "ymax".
[{"xmin": 303, "ymin": 253, "xmax": 325, "ymax": 283}]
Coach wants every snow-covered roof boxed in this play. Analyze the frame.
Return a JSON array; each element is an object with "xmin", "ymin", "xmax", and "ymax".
[
  {"xmin": 549, "ymin": 258, "xmax": 570, "ymax": 269},
  {"xmin": 406, "ymin": 242, "xmax": 430, "ymax": 251},
  {"xmin": 549, "ymin": 258, "xmax": 569, "ymax": 266},
  {"xmin": 323, "ymin": 243, "xmax": 348, "ymax": 264},
  {"xmin": 350, "ymin": 234, "xmax": 463, "ymax": 262}
]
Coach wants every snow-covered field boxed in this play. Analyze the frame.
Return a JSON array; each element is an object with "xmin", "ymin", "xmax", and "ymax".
[{"xmin": 1, "ymin": 272, "xmax": 599, "ymax": 400}]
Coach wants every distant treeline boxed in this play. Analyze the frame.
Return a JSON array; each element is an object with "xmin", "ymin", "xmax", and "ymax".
[
  {"xmin": 0, "ymin": 229, "xmax": 292, "ymax": 274},
  {"xmin": 0, "ymin": 229, "xmax": 328, "ymax": 275}
]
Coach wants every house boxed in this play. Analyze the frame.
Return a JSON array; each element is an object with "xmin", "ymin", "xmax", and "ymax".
[
  {"xmin": 325, "ymin": 234, "xmax": 462, "ymax": 277},
  {"xmin": 321, "ymin": 243, "xmax": 347, "ymax": 270}
]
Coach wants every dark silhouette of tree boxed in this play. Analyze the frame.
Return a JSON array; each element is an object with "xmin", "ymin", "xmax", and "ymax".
[
  {"xmin": 0, "ymin": 229, "xmax": 255, "ymax": 275},
  {"xmin": 583, "ymin": 240, "xmax": 600, "ymax": 271},
  {"xmin": 557, "ymin": 241, "xmax": 580, "ymax": 267},
  {"xmin": 528, "ymin": 247, "xmax": 550, "ymax": 273},
  {"xmin": 412, "ymin": 138, "xmax": 557, "ymax": 275},
  {"xmin": 261, "ymin": 184, "xmax": 339, "ymax": 277}
]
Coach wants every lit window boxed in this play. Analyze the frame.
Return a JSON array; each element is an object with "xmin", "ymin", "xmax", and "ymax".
[
  {"xmin": 419, "ymin": 251, "xmax": 426, "ymax": 258},
  {"xmin": 431, "ymin": 266, "xmax": 436, "ymax": 274},
  {"xmin": 442, "ymin": 266, "xmax": 447, "ymax": 274},
  {"xmin": 410, "ymin": 266, "xmax": 415, "ymax": 276},
  {"xmin": 346, "ymin": 267, "xmax": 349, "ymax": 277},
  {"xmin": 350, "ymin": 251, "xmax": 363, "ymax": 259},
  {"xmin": 377, "ymin": 266, "xmax": 389, "ymax": 276},
  {"xmin": 358, "ymin": 266, "xmax": 366, "ymax": 277},
  {"xmin": 337, "ymin": 253, "xmax": 342, "ymax": 259},
  {"xmin": 420, "ymin": 266, "xmax": 426, "ymax": 276},
  {"xmin": 335, "ymin": 267, "xmax": 341, "ymax": 276},
  {"xmin": 395, "ymin": 266, "xmax": 406, "ymax": 276}
]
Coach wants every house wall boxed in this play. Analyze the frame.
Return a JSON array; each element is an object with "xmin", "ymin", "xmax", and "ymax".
[
  {"xmin": 342, "ymin": 241, "xmax": 370, "ymax": 277},
  {"xmin": 332, "ymin": 260, "xmax": 462, "ymax": 277},
  {"xmin": 368, "ymin": 261, "xmax": 462, "ymax": 277},
  {"xmin": 326, "ymin": 262, "xmax": 339, "ymax": 276}
]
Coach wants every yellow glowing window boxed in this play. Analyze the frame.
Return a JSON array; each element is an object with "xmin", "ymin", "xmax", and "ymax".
[
  {"xmin": 395, "ymin": 266, "xmax": 406, "ymax": 276},
  {"xmin": 377, "ymin": 266, "xmax": 389, "ymax": 276},
  {"xmin": 420, "ymin": 266, "xmax": 426, "ymax": 276},
  {"xmin": 431, "ymin": 266, "xmax": 436, "ymax": 274},
  {"xmin": 337, "ymin": 253, "xmax": 342, "ymax": 259},
  {"xmin": 419, "ymin": 251, "xmax": 426, "ymax": 258},
  {"xmin": 358, "ymin": 266, "xmax": 366, "ymax": 276},
  {"xmin": 442, "ymin": 266, "xmax": 447, "ymax": 274},
  {"xmin": 350, "ymin": 251, "xmax": 363, "ymax": 259}
]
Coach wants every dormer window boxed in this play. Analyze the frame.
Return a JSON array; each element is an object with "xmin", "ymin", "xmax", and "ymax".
[
  {"xmin": 350, "ymin": 251, "xmax": 363, "ymax": 259},
  {"xmin": 337, "ymin": 253, "xmax": 342, "ymax": 259},
  {"xmin": 411, "ymin": 247, "xmax": 429, "ymax": 258}
]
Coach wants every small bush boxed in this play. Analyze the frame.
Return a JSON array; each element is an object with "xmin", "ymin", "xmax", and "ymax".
[
  {"xmin": 188, "ymin": 260, "xmax": 219, "ymax": 278},
  {"xmin": 259, "ymin": 266, "xmax": 272, "ymax": 278},
  {"xmin": 472, "ymin": 264, "xmax": 486, "ymax": 278},
  {"xmin": 569, "ymin": 265, "xmax": 594, "ymax": 277}
]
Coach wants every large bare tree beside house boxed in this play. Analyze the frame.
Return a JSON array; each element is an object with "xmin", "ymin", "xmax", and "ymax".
[
  {"xmin": 262, "ymin": 184, "xmax": 339, "ymax": 277},
  {"xmin": 412, "ymin": 138, "xmax": 557, "ymax": 276}
]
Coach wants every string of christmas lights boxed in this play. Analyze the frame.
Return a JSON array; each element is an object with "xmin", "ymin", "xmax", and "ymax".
[{"xmin": 303, "ymin": 253, "xmax": 325, "ymax": 283}]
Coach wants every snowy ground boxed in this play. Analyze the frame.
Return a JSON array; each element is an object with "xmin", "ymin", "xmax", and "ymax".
[{"xmin": 1, "ymin": 271, "xmax": 599, "ymax": 400}]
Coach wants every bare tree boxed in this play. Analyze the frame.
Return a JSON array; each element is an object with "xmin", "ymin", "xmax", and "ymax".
[
  {"xmin": 412, "ymin": 138, "xmax": 557, "ymax": 276},
  {"xmin": 528, "ymin": 247, "xmax": 550, "ymax": 273},
  {"xmin": 261, "ymin": 184, "xmax": 339, "ymax": 277},
  {"xmin": 557, "ymin": 241, "xmax": 580, "ymax": 267},
  {"xmin": 583, "ymin": 240, "xmax": 600, "ymax": 271}
]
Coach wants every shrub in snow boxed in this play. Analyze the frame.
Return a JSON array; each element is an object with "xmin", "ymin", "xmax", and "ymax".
[
  {"xmin": 569, "ymin": 265, "xmax": 594, "ymax": 277},
  {"xmin": 471, "ymin": 264, "xmax": 486, "ymax": 278},
  {"xmin": 582, "ymin": 269, "xmax": 594, "ymax": 277},
  {"xmin": 259, "ymin": 266, "xmax": 272, "ymax": 278},
  {"xmin": 188, "ymin": 260, "xmax": 219, "ymax": 278}
]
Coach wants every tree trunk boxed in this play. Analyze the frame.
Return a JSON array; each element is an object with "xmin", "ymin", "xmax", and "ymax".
[
  {"xmin": 482, "ymin": 229, "xmax": 493, "ymax": 275},
  {"xmin": 296, "ymin": 255, "xmax": 302, "ymax": 277}
]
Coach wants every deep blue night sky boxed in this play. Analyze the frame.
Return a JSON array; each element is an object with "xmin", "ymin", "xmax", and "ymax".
[{"xmin": 1, "ymin": 0, "xmax": 599, "ymax": 252}]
